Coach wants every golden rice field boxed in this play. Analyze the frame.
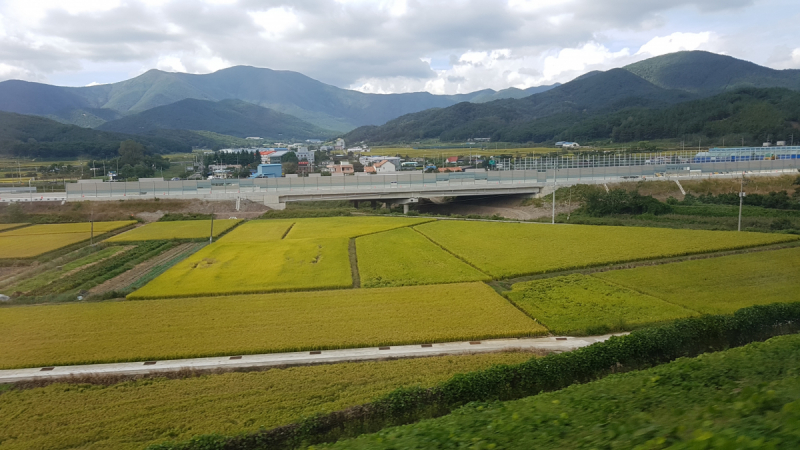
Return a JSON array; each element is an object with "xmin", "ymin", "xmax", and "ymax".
[
  {"xmin": 215, "ymin": 219, "xmax": 295, "ymax": 243},
  {"xmin": 371, "ymin": 147, "xmax": 556, "ymax": 159},
  {"xmin": 106, "ymin": 219, "xmax": 241, "ymax": 242},
  {"xmin": 506, "ymin": 274, "xmax": 697, "ymax": 335},
  {"xmin": 0, "ymin": 223, "xmax": 27, "ymax": 232},
  {"xmin": 284, "ymin": 216, "xmax": 433, "ymax": 240},
  {"xmin": 0, "ymin": 283, "xmax": 543, "ymax": 369},
  {"xmin": 356, "ymin": 227, "xmax": 490, "ymax": 287},
  {"xmin": 0, "ymin": 220, "xmax": 136, "ymax": 236},
  {"xmin": 414, "ymin": 221, "xmax": 798, "ymax": 278},
  {"xmin": 595, "ymin": 246, "xmax": 800, "ymax": 315},
  {"xmin": 129, "ymin": 238, "xmax": 353, "ymax": 299},
  {"xmin": 0, "ymin": 352, "xmax": 535, "ymax": 450},
  {"xmin": 0, "ymin": 233, "xmax": 93, "ymax": 259}
]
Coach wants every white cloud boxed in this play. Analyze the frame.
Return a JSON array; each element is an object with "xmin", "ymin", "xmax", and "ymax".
[
  {"xmin": 636, "ymin": 31, "xmax": 713, "ymax": 57},
  {"xmin": 156, "ymin": 55, "xmax": 187, "ymax": 72},
  {"xmin": 542, "ymin": 42, "xmax": 631, "ymax": 80},
  {"xmin": 249, "ymin": 7, "xmax": 305, "ymax": 40}
]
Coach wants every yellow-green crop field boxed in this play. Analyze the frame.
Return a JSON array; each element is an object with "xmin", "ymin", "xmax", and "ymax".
[
  {"xmin": 506, "ymin": 274, "xmax": 697, "ymax": 335},
  {"xmin": 0, "ymin": 282, "xmax": 543, "ymax": 369},
  {"xmin": 106, "ymin": 219, "xmax": 241, "ymax": 242},
  {"xmin": 357, "ymin": 227, "xmax": 490, "ymax": 287},
  {"xmin": 285, "ymin": 216, "xmax": 433, "ymax": 240},
  {"xmin": 0, "ymin": 233, "xmax": 92, "ymax": 259},
  {"xmin": 129, "ymin": 238, "xmax": 352, "ymax": 299},
  {"xmin": 0, "ymin": 352, "xmax": 535, "ymax": 450},
  {"xmin": 0, "ymin": 223, "xmax": 27, "ymax": 233},
  {"xmin": 415, "ymin": 221, "xmax": 798, "ymax": 278},
  {"xmin": 1, "ymin": 220, "xmax": 136, "ymax": 236},
  {"xmin": 595, "ymin": 247, "xmax": 800, "ymax": 315},
  {"xmin": 216, "ymin": 219, "xmax": 295, "ymax": 242}
]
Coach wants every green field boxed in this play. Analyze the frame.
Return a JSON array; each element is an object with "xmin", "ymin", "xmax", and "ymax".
[
  {"xmin": 107, "ymin": 219, "xmax": 241, "ymax": 242},
  {"xmin": 285, "ymin": 216, "xmax": 433, "ymax": 240},
  {"xmin": 356, "ymin": 227, "xmax": 490, "ymax": 287},
  {"xmin": 506, "ymin": 274, "xmax": 697, "ymax": 335},
  {"xmin": 215, "ymin": 219, "xmax": 295, "ymax": 242},
  {"xmin": 128, "ymin": 238, "xmax": 352, "ymax": 299},
  {"xmin": 415, "ymin": 221, "xmax": 798, "ymax": 278},
  {"xmin": 0, "ymin": 282, "xmax": 543, "ymax": 368},
  {"xmin": 595, "ymin": 247, "xmax": 800, "ymax": 314},
  {"xmin": 8, "ymin": 246, "xmax": 126, "ymax": 293},
  {"xmin": 0, "ymin": 352, "xmax": 536, "ymax": 450},
  {"xmin": 320, "ymin": 333, "xmax": 800, "ymax": 449}
]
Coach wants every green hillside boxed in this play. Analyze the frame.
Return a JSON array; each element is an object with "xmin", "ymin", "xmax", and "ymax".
[
  {"xmin": 624, "ymin": 50, "xmax": 800, "ymax": 94},
  {"xmin": 97, "ymin": 98, "xmax": 336, "ymax": 141},
  {"xmin": 0, "ymin": 111, "xmax": 190, "ymax": 158},
  {"xmin": 345, "ymin": 69, "xmax": 695, "ymax": 143}
]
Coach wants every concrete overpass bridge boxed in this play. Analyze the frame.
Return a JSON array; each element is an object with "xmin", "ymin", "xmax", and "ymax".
[{"xmin": 2, "ymin": 154, "xmax": 797, "ymax": 212}]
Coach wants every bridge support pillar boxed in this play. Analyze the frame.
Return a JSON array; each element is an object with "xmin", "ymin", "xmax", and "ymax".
[
  {"xmin": 403, "ymin": 204, "xmax": 409, "ymax": 214},
  {"xmin": 264, "ymin": 195, "xmax": 286, "ymax": 210},
  {"xmin": 353, "ymin": 200, "xmax": 359, "ymax": 209},
  {"xmin": 370, "ymin": 200, "xmax": 377, "ymax": 209}
]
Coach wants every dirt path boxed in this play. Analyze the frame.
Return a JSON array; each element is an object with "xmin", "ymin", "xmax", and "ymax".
[{"xmin": 89, "ymin": 243, "xmax": 198, "ymax": 295}]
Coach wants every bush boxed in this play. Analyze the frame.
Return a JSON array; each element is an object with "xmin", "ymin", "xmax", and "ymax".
[
  {"xmin": 582, "ymin": 189, "xmax": 672, "ymax": 216},
  {"xmin": 159, "ymin": 213, "xmax": 213, "ymax": 222},
  {"xmin": 150, "ymin": 301, "xmax": 800, "ymax": 450}
]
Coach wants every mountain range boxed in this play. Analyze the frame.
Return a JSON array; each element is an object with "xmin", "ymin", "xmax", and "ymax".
[
  {"xmin": 1, "ymin": 50, "xmax": 799, "ymax": 158},
  {"xmin": 345, "ymin": 51, "xmax": 800, "ymax": 144},
  {"xmin": 0, "ymin": 67, "xmax": 559, "ymax": 132}
]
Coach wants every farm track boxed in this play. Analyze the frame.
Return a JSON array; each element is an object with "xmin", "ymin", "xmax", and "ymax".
[
  {"xmin": 490, "ymin": 239, "xmax": 800, "ymax": 292},
  {"xmin": 0, "ymin": 333, "xmax": 624, "ymax": 385},
  {"xmin": 88, "ymin": 243, "xmax": 196, "ymax": 295}
]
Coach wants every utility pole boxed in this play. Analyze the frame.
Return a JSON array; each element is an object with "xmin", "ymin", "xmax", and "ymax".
[
  {"xmin": 552, "ymin": 156, "xmax": 557, "ymax": 224},
  {"xmin": 209, "ymin": 215, "xmax": 215, "ymax": 243},
  {"xmin": 90, "ymin": 208, "xmax": 94, "ymax": 246},
  {"xmin": 738, "ymin": 176, "xmax": 747, "ymax": 232}
]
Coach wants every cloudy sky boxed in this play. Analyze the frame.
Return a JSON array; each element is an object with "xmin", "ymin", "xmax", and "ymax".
[{"xmin": 1, "ymin": 0, "xmax": 798, "ymax": 94}]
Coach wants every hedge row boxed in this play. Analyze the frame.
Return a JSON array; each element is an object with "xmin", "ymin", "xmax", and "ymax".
[{"xmin": 149, "ymin": 301, "xmax": 800, "ymax": 450}]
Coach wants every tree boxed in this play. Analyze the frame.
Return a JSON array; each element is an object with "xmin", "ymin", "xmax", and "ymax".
[{"xmin": 118, "ymin": 140, "xmax": 146, "ymax": 167}]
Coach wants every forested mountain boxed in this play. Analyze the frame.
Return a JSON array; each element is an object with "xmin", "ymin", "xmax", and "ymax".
[
  {"xmin": 623, "ymin": 51, "xmax": 800, "ymax": 94},
  {"xmin": 345, "ymin": 69, "xmax": 696, "ymax": 143},
  {"xmin": 0, "ymin": 111, "xmax": 190, "ymax": 158},
  {"xmin": 0, "ymin": 67, "xmax": 557, "ymax": 131},
  {"xmin": 346, "ymin": 87, "xmax": 800, "ymax": 145},
  {"xmin": 97, "ymin": 99, "xmax": 336, "ymax": 140}
]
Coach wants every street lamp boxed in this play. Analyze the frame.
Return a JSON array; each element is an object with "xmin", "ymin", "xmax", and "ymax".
[{"xmin": 738, "ymin": 176, "xmax": 749, "ymax": 232}]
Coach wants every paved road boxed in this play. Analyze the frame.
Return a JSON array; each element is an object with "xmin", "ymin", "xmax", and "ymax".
[{"xmin": 0, "ymin": 334, "xmax": 623, "ymax": 383}]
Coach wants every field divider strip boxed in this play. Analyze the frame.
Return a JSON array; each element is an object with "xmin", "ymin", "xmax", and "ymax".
[
  {"xmin": 410, "ymin": 226, "xmax": 492, "ymax": 279},
  {"xmin": 349, "ymin": 238, "xmax": 361, "ymax": 288},
  {"xmin": 280, "ymin": 222, "xmax": 296, "ymax": 240}
]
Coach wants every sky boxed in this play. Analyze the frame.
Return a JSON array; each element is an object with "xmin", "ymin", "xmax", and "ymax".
[{"xmin": 0, "ymin": 0, "xmax": 798, "ymax": 94}]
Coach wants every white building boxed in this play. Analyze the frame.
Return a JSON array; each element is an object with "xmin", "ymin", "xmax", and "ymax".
[
  {"xmin": 359, "ymin": 156, "xmax": 401, "ymax": 167},
  {"xmin": 295, "ymin": 147, "xmax": 315, "ymax": 163},
  {"xmin": 373, "ymin": 160, "xmax": 397, "ymax": 173}
]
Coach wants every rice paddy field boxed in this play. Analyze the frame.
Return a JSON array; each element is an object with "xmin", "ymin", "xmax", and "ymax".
[
  {"xmin": 0, "ymin": 223, "xmax": 27, "ymax": 233},
  {"xmin": 0, "ymin": 221, "xmax": 136, "ymax": 236},
  {"xmin": 0, "ymin": 282, "xmax": 543, "ymax": 369},
  {"xmin": 595, "ymin": 246, "xmax": 800, "ymax": 314},
  {"xmin": 128, "ymin": 238, "xmax": 353, "ymax": 299},
  {"xmin": 414, "ymin": 221, "xmax": 798, "ymax": 278},
  {"xmin": 0, "ymin": 233, "xmax": 93, "ymax": 259},
  {"xmin": 284, "ymin": 216, "xmax": 433, "ymax": 240},
  {"xmin": 356, "ymin": 227, "xmax": 490, "ymax": 287},
  {"xmin": 216, "ymin": 219, "xmax": 295, "ymax": 242},
  {"xmin": 505, "ymin": 274, "xmax": 697, "ymax": 335},
  {"xmin": 106, "ymin": 219, "xmax": 241, "ymax": 242},
  {"xmin": 0, "ymin": 352, "xmax": 537, "ymax": 450}
]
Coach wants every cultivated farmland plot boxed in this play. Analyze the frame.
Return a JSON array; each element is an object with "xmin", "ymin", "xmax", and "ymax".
[
  {"xmin": 0, "ymin": 221, "xmax": 136, "ymax": 236},
  {"xmin": 0, "ymin": 352, "xmax": 535, "ymax": 450},
  {"xmin": 356, "ymin": 227, "xmax": 490, "ymax": 287},
  {"xmin": 414, "ymin": 221, "xmax": 798, "ymax": 278},
  {"xmin": 128, "ymin": 238, "xmax": 353, "ymax": 299},
  {"xmin": 284, "ymin": 216, "xmax": 433, "ymax": 240},
  {"xmin": 0, "ymin": 282, "xmax": 544, "ymax": 369},
  {"xmin": 0, "ymin": 223, "xmax": 28, "ymax": 233},
  {"xmin": 107, "ymin": 219, "xmax": 241, "ymax": 242},
  {"xmin": 595, "ymin": 246, "xmax": 800, "ymax": 314},
  {"xmin": 215, "ymin": 219, "xmax": 295, "ymax": 243},
  {"xmin": 506, "ymin": 274, "xmax": 696, "ymax": 335}
]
